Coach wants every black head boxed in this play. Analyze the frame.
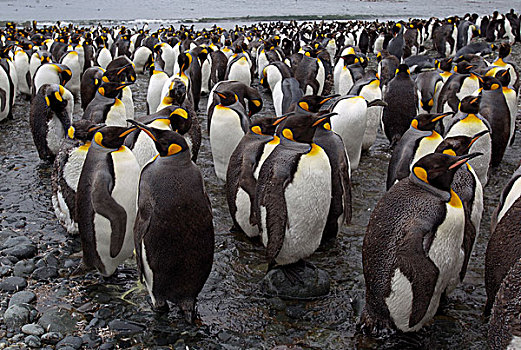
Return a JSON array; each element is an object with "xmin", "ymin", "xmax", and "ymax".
[
  {"xmin": 127, "ymin": 119, "xmax": 189, "ymax": 157},
  {"xmin": 296, "ymin": 95, "xmax": 338, "ymax": 113},
  {"xmin": 68, "ymin": 120, "xmax": 105, "ymax": 142},
  {"xmin": 435, "ymin": 130, "xmax": 489, "ymax": 156},
  {"xmin": 480, "ymin": 76, "xmax": 502, "ymax": 91},
  {"xmin": 214, "ymin": 90, "xmax": 238, "ymax": 106},
  {"xmin": 104, "ymin": 56, "xmax": 136, "ymax": 83},
  {"xmin": 494, "ymin": 69, "xmax": 511, "ymax": 87},
  {"xmin": 453, "ymin": 61, "xmax": 474, "ymax": 74},
  {"xmin": 395, "ymin": 64, "xmax": 410, "ymax": 76},
  {"xmin": 498, "ymin": 42, "xmax": 512, "ymax": 59},
  {"xmin": 459, "ymin": 95, "xmax": 481, "ymax": 114},
  {"xmin": 177, "ymin": 51, "xmax": 192, "ymax": 72},
  {"xmin": 43, "ymin": 84, "xmax": 69, "ymax": 113},
  {"xmin": 247, "ymin": 98, "xmax": 263, "ymax": 117},
  {"xmin": 98, "ymin": 81, "xmax": 131, "ymax": 99},
  {"xmin": 54, "ymin": 64, "xmax": 72, "ymax": 86},
  {"xmin": 412, "ymin": 152, "xmax": 482, "ymax": 192},
  {"xmin": 411, "ymin": 112, "xmax": 453, "ymax": 131},
  {"xmin": 93, "ymin": 125, "xmax": 137, "ymax": 149},
  {"xmin": 341, "ymin": 54, "xmax": 359, "ymax": 66},
  {"xmin": 249, "ymin": 116, "xmax": 278, "ymax": 136},
  {"xmin": 165, "ymin": 105, "xmax": 191, "ymax": 134},
  {"xmin": 279, "ymin": 113, "xmax": 329, "ymax": 144},
  {"xmin": 437, "ymin": 57, "xmax": 453, "ymax": 72}
]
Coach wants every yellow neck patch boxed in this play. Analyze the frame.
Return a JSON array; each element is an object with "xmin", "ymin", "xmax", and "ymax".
[
  {"xmin": 167, "ymin": 143, "xmax": 182, "ymax": 156},
  {"xmin": 413, "ymin": 166, "xmax": 428, "ymax": 183},
  {"xmin": 411, "ymin": 119, "xmax": 418, "ymax": 129},
  {"xmin": 282, "ymin": 128, "xmax": 294, "ymax": 141},
  {"xmin": 449, "ymin": 189, "xmax": 463, "ymax": 208},
  {"xmin": 78, "ymin": 141, "xmax": 91, "ymax": 152},
  {"xmin": 252, "ymin": 99, "xmax": 261, "ymax": 107},
  {"xmin": 68, "ymin": 126, "xmax": 75, "ymax": 139},
  {"xmin": 442, "ymin": 149, "xmax": 456, "ymax": 156},
  {"xmin": 268, "ymin": 135, "xmax": 280, "ymax": 145},
  {"xmin": 308, "ymin": 143, "xmax": 321, "ymax": 156}
]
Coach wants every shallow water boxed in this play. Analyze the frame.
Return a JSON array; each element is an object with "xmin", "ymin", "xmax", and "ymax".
[{"xmin": 0, "ymin": 30, "xmax": 520, "ymax": 350}]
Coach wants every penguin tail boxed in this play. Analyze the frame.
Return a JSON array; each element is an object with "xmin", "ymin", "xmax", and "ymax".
[{"xmin": 367, "ymin": 99, "xmax": 387, "ymax": 108}]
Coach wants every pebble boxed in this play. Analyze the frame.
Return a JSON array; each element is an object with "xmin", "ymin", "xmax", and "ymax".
[
  {"xmin": 261, "ymin": 266, "xmax": 331, "ymax": 300},
  {"xmin": 11, "ymin": 333, "xmax": 24, "ymax": 342},
  {"xmin": 81, "ymin": 333, "xmax": 102, "ymax": 348},
  {"xmin": 99, "ymin": 343, "xmax": 115, "ymax": 350},
  {"xmin": 38, "ymin": 307, "xmax": 79, "ymax": 333},
  {"xmin": 56, "ymin": 335, "xmax": 83, "ymax": 349},
  {"xmin": 0, "ymin": 265, "xmax": 12, "ymax": 277},
  {"xmin": 31, "ymin": 266, "xmax": 58, "ymax": 281},
  {"xmin": 8, "ymin": 291, "xmax": 36, "ymax": 308},
  {"xmin": 0, "ymin": 276, "xmax": 27, "ymax": 292},
  {"xmin": 13, "ymin": 260, "xmax": 35, "ymax": 277},
  {"xmin": 285, "ymin": 305, "xmax": 306, "ymax": 319},
  {"xmin": 41, "ymin": 332, "xmax": 64, "ymax": 345},
  {"xmin": 24, "ymin": 335, "xmax": 41, "ymax": 348},
  {"xmin": 3, "ymin": 304, "xmax": 33, "ymax": 330},
  {"xmin": 1, "ymin": 236, "xmax": 31, "ymax": 249},
  {"xmin": 36, "ymin": 253, "xmax": 59, "ymax": 268},
  {"xmin": 108, "ymin": 319, "xmax": 145, "ymax": 334},
  {"xmin": 2, "ymin": 244, "xmax": 38, "ymax": 260},
  {"xmin": 21, "ymin": 323, "xmax": 45, "ymax": 336}
]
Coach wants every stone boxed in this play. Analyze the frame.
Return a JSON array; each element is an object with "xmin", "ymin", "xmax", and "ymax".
[
  {"xmin": 13, "ymin": 260, "xmax": 35, "ymax": 277},
  {"xmin": 1, "ymin": 236, "xmax": 31, "ymax": 249},
  {"xmin": 24, "ymin": 335, "xmax": 41, "ymax": 348},
  {"xmin": 0, "ymin": 276, "xmax": 27, "ymax": 292},
  {"xmin": 260, "ymin": 265, "xmax": 330, "ymax": 300},
  {"xmin": 41, "ymin": 332, "xmax": 64, "ymax": 345},
  {"xmin": 31, "ymin": 266, "xmax": 58, "ymax": 281},
  {"xmin": 99, "ymin": 343, "xmax": 115, "ymax": 350},
  {"xmin": 21, "ymin": 323, "xmax": 45, "ymax": 336},
  {"xmin": 38, "ymin": 307, "xmax": 79, "ymax": 333},
  {"xmin": 108, "ymin": 319, "xmax": 145, "ymax": 334},
  {"xmin": 8, "ymin": 291, "xmax": 36, "ymax": 308},
  {"xmin": 0, "ymin": 265, "xmax": 12, "ymax": 277},
  {"xmin": 56, "ymin": 336, "xmax": 83, "ymax": 349},
  {"xmin": 81, "ymin": 333, "xmax": 102, "ymax": 348},
  {"xmin": 2, "ymin": 245, "xmax": 37, "ymax": 260},
  {"xmin": 3, "ymin": 304, "xmax": 34, "ymax": 330},
  {"xmin": 285, "ymin": 305, "xmax": 306, "ymax": 319}
]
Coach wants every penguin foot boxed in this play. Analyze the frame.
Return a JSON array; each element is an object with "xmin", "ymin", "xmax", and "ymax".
[
  {"xmin": 281, "ymin": 261, "xmax": 308, "ymax": 285},
  {"xmin": 70, "ymin": 261, "xmax": 95, "ymax": 277},
  {"xmin": 149, "ymin": 297, "xmax": 169, "ymax": 314},
  {"xmin": 357, "ymin": 309, "xmax": 396, "ymax": 337}
]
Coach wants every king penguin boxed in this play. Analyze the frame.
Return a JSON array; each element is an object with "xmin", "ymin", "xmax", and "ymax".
[
  {"xmin": 130, "ymin": 120, "xmax": 214, "ymax": 323},
  {"xmin": 52, "ymin": 120, "xmax": 104, "ymax": 235},
  {"xmin": 209, "ymin": 90, "xmax": 250, "ymax": 181},
  {"xmin": 360, "ymin": 152, "xmax": 479, "ymax": 335},
  {"xmin": 255, "ymin": 113, "xmax": 332, "ymax": 275},
  {"xmin": 83, "ymin": 81, "xmax": 131, "ymax": 126},
  {"xmin": 76, "ymin": 125, "xmax": 140, "ymax": 277},
  {"xmin": 80, "ymin": 66, "xmax": 105, "ymax": 110},
  {"xmin": 226, "ymin": 116, "xmax": 278, "ymax": 238},
  {"xmin": 30, "ymin": 84, "xmax": 74, "ymax": 161},
  {"xmin": 32, "ymin": 63, "xmax": 72, "ymax": 97}
]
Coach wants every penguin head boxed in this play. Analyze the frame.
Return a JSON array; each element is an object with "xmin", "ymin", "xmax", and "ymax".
[
  {"xmin": 498, "ymin": 43, "xmax": 512, "ymax": 59},
  {"xmin": 454, "ymin": 61, "xmax": 474, "ymax": 74},
  {"xmin": 92, "ymin": 125, "xmax": 137, "ymax": 149},
  {"xmin": 480, "ymin": 76, "xmax": 502, "ymax": 91},
  {"xmin": 178, "ymin": 51, "xmax": 192, "ymax": 72},
  {"xmin": 104, "ymin": 56, "xmax": 136, "ymax": 84},
  {"xmin": 247, "ymin": 98, "xmax": 263, "ymax": 117},
  {"xmin": 411, "ymin": 112, "xmax": 453, "ymax": 131},
  {"xmin": 341, "ymin": 54, "xmax": 359, "ymax": 66},
  {"xmin": 295, "ymin": 95, "xmax": 338, "ymax": 114},
  {"xmin": 43, "ymin": 84, "xmax": 70, "ymax": 113},
  {"xmin": 435, "ymin": 130, "xmax": 489, "ymax": 156},
  {"xmin": 98, "ymin": 81, "xmax": 131, "ymax": 99},
  {"xmin": 311, "ymin": 111, "xmax": 336, "ymax": 132},
  {"xmin": 214, "ymin": 90, "xmax": 238, "ymax": 106},
  {"xmin": 494, "ymin": 69, "xmax": 511, "ymax": 87},
  {"xmin": 459, "ymin": 95, "xmax": 481, "ymax": 114},
  {"xmin": 411, "ymin": 152, "xmax": 482, "ymax": 192},
  {"xmin": 437, "ymin": 57, "xmax": 453, "ymax": 72},
  {"xmin": 395, "ymin": 64, "xmax": 410, "ymax": 76},
  {"xmin": 164, "ymin": 78, "xmax": 187, "ymax": 106},
  {"xmin": 249, "ymin": 116, "xmax": 278, "ymax": 136},
  {"xmin": 392, "ymin": 22, "xmax": 403, "ymax": 36},
  {"xmin": 278, "ymin": 113, "xmax": 330, "ymax": 144},
  {"xmin": 165, "ymin": 105, "xmax": 191, "ymax": 135},
  {"xmin": 53, "ymin": 64, "xmax": 72, "ymax": 86},
  {"xmin": 68, "ymin": 120, "xmax": 105, "ymax": 142},
  {"xmin": 127, "ymin": 119, "xmax": 189, "ymax": 157}
]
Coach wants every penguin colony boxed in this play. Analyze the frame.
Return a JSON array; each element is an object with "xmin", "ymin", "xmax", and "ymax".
[{"xmin": 0, "ymin": 9, "xmax": 520, "ymax": 344}]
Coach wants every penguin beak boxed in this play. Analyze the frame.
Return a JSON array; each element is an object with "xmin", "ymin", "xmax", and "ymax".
[
  {"xmin": 118, "ymin": 126, "xmax": 138, "ymax": 138},
  {"xmin": 116, "ymin": 81, "xmax": 134, "ymax": 90},
  {"xmin": 215, "ymin": 91, "xmax": 227, "ymax": 100},
  {"xmin": 312, "ymin": 112, "xmax": 337, "ymax": 127},
  {"xmin": 468, "ymin": 130, "xmax": 490, "ymax": 147},
  {"xmin": 127, "ymin": 119, "xmax": 157, "ymax": 141},
  {"xmin": 448, "ymin": 152, "xmax": 483, "ymax": 169},
  {"xmin": 320, "ymin": 94, "xmax": 340, "ymax": 104},
  {"xmin": 431, "ymin": 112, "xmax": 453, "ymax": 122},
  {"xmin": 272, "ymin": 116, "xmax": 288, "ymax": 126}
]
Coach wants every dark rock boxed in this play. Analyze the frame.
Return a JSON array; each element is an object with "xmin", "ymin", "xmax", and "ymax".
[
  {"xmin": 0, "ymin": 276, "xmax": 27, "ymax": 292},
  {"xmin": 14, "ymin": 221, "xmax": 26, "ymax": 229},
  {"xmin": 285, "ymin": 305, "xmax": 306, "ymax": 319},
  {"xmin": 12, "ymin": 332, "xmax": 25, "ymax": 342},
  {"xmin": 32, "ymin": 266, "xmax": 58, "ymax": 281},
  {"xmin": 24, "ymin": 334, "xmax": 42, "ymax": 348},
  {"xmin": 13, "ymin": 260, "xmax": 36, "ymax": 277},
  {"xmin": 1, "ymin": 236, "xmax": 31, "ymax": 249},
  {"xmin": 21, "ymin": 323, "xmax": 45, "ymax": 336},
  {"xmin": 36, "ymin": 253, "xmax": 59, "ymax": 268},
  {"xmin": 38, "ymin": 307, "xmax": 80, "ymax": 333},
  {"xmin": 268, "ymin": 297, "xmax": 286, "ymax": 311},
  {"xmin": 63, "ymin": 260, "xmax": 76, "ymax": 269},
  {"xmin": 3, "ymin": 303, "xmax": 34, "ymax": 330},
  {"xmin": 41, "ymin": 332, "xmax": 64, "ymax": 345},
  {"xmin": 108, "ymin": 319, "xmax": 145, "ymax": 334},
  {"xmin": 81, "ymin": 333, "xmax": 102, "ymax": 348},
  {"xmin": 56, "ymin": 335, "xmax": 83, "ymax": 349},
  {"xmin": 0, "ymin": 265, "xmax": 12, "ymax": 276},
  {"xmin": 9, "ymin": 291, "xmax": 36, "ymax": 307},
  {"xmin": 2, "ymin": 244, "xmax": 38, "ymax": 259},
  {"xmin": 99, "ymin": 343, "xmax": 115, "ymax": 350},
  {"xmin": 0, "ymin": 257, "xmax": 14, "ymax": 266},
  {"xmin": 260, "ymin": 265, "xmax": 330, "ymax": 300},
  {"xmin": 94, "ymin": 308, "xmax": 112, "ymax": 319}
]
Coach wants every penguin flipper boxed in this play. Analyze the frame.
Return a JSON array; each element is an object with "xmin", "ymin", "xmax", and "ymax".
[
  {"xmin": 0, "ymin": 88, "xmax": 6, "ymax": 112},
  {"xmin": 91, "ymin": 175, "xmax": 128, "ymax": 258},
  {"xmin": 397, "ymin": 225, "xmax": 439, "ymax": 329},
  {"xmin": 264, "ymin": 191, "xmax": 288, "ymax": 263},
  {"xmin": 55, "ymin": 110, "xmax": 72, "ymax": 134},
  {"xmin": 134, "ymin": 192, "xmax": 153, "ymax": 282},
  {"xmin": 238, "ymin": 162, "xmax": 258, "ymax": 226},
  {"xmin": 339, "ymin": 151, "xmax": 352, "ymax": 225}
]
